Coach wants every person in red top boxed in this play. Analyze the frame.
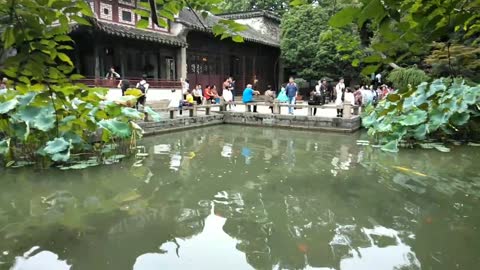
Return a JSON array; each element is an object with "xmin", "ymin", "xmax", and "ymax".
[{"xmin": 203, "ymin": 85, "xmax": 214, "ymax": 104}]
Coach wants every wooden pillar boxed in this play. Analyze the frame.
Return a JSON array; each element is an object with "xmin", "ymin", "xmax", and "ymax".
[
  {"xmin": 94, "ymin": 44, "xmax": 101, "ymax": 79},
  {"xmin": 119, "ymin": 46, "xmax": 126, "ymax": 78},
  {"xmin": 241, "ymin": 55, "xmax": 246, "ymax": 87}
]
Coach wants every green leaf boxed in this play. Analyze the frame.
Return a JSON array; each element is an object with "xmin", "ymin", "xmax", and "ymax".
[
  {"xmin": 413, "ymin": 124, "xmax": 428, "ymax": 140},
  {"xmin": 399, "ymin": 110, "xmax": 428, "ymax": 126},
  {"xmin": 361, "ymin": 65, "xmax": 380, "ymax": 76},
  {"xmin": 136, "ymin": 19, "xmax": 149, "ymax": 29},
  {"xmin": 232, "ymin": 35, "xmax": 244, "ymax": 43},
  {"xmin": 44, "ymin": 138, "xmax": 70, "ymax": 155},
  {"xmin": 121, "ymin": 107, "xmax": 144, "ymax": 119},
  {"xmin": 78, "ymin": 0, "xmax": 94, "ymax": 17},
  {"xmin": 0, "ymin": 99, "xmax": 19, "ymax": 114},
  {"xmin": 450, "ymin": 113, "xmax": 470, "ymax": 126},
  {"xmin": 144, "ymin": 106, "xmax": 161, "ymax": 122},
  {"xmin": 363, "ymin": 54, "xmax": 383, "ymax": 63},
  {"xmin": 386, "ymin": 94, "xmax": 400, "ymax": 102},
  {"xmin": 381, "ymin": 140, "xmax": 399, "ymax": 153},
  {"xmin": 0, "ymin": 139, "xmax": 10, "ymax": 155},
  {"xmin": 57, "ymin": 53, "xmax": 73, "ymax": 66},
  {"xmin": 33, "ymin": 107, "xmax": 56, "ymax": 132},
  {"xmin": 134, "ymin": 9, "xmax": 150, "ymax": 17},
  {"xmin": 98, "ymin": 119, "xmax": 132, "ymax": 138},
  {"xmin": 71, "ymin": 15, "xmax": 91, "ymax": 26},
  {"xmin": 329, "ymin": 7, "xmax": 360, "ymax": 27},
  {"xmin": 2, "ymin": 26, "xmax": 15, "ymax": 49}
]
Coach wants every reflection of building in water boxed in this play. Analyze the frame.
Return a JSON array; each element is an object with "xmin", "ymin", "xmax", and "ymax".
[
  {"xmin": 221, "ymin": 143, "xmax": 233, "ymax": 158},
  {"xmin": 333, "ymin": 225, "xmax": 421, "ymax": 270},
  {"xmin": 330, "ymin": 145, "xmax": 352, "ymax": 177},
  {"xmin": 285, "ymin": 140, "xmax": 296, "ymax": 172},
  {"xmin": 133, "ymin": 203, "xmax": 252, "ymax": 270},
  {"xmin": 10, "ymin": 247, "xmax": 71, "ymax": 270},
  {"xmin": 170, "ymin": 153, "xmax": 182, "ymax": 171}
]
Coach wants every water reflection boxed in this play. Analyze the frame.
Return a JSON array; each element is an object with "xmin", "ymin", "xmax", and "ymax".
[
  {"xmin": 10, "ymin": 247, "xmax": 70, "ymax": 270},
  {"xmin": 0, "ymin": 126, "xmax": 479, "ymax": 270},
  {"xmin": 133, "ymin": 203, "xmax": 252, "ymax": 270}
]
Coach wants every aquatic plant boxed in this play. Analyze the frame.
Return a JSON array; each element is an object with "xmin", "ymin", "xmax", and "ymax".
[
  {"xmin": 362, "ymin": 78, "xmax": 480, "ymax": 152},
  {"xmin": 0, "ymin": 0, "xmax": 161, "ymax": 167}
]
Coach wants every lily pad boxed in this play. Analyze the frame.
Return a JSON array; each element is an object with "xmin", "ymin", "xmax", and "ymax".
[
  {"xmin": 433, "ymin": 144, "xmax": 451, "ymax": 153},
  {"xmin": 381, "ymin": 140, "xmax": 399, "ymax": 153}
]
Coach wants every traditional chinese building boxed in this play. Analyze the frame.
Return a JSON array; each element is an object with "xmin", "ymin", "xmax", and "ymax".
[{"xmin": 70, "ymin": 0, "xmax": 282, "ymax": 92}]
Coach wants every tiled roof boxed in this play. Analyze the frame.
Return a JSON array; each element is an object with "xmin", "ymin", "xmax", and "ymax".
[
  {"xmin": 177, "ymin": 9, "xmax": 280, "ymax": 48},
  {"xmin": 217, "ymin": 10, "xmax": 281, "ymax": 23},
  {"xmin": 72, "ymin": 19, "xmax": 187, "ymax": 47}
]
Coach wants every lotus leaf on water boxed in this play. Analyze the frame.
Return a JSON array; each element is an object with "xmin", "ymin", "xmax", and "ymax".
[
  {"xmin": 44, "ymin": 138, "xmax": 70, "ymax": 155},
  {"xmin": 381, "ymin": 140, "xmax": 399, "ymax": 153},
  {"xmin": 362, "ymin": 78, "xmax": 480, "ymax": 152}
]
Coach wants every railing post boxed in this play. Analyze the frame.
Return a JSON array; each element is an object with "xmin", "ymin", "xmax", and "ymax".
[
  {"xmin": 193, "ymin": 105, "xmax": 198, "ymax": 117},
  {"xmin": 308, "ymin": 107, "xmax": 313, "ymax": 116},
  {"xmin": 343, "ymin": 104, "xmax": 352, "ymax": 119},
  {"xmin": 353, "ymin": 106, "xmax": 360, "ymax": 115},
  {"xmin": 206, "ymin": 106, "xmax": 210, "ymax": 115},
  {"xmin": 189, "ymin": 107, "xmax": 194, "ymax": 117},
  {"xmin": 273, "ymin": 101, "xmax": 280, "ymax": 114},
  {"xmin": 170, "ymin": 109, "xmax": 175, "ymax": 119}
]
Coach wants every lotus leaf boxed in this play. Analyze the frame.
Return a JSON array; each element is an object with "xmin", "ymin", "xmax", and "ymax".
[
  {"xmin": 381, "ymin": 140, "xmax": 399, "ymax": 153},
  {"xmin": 17, "ymin": 92, "xmax": 36, "ymax": 106},
  {"xmin": 33, "ymin": 108, "xmax": 56, "ymax": 131},
  {"xmin": 450, "ymin": 113, "xmax": 470, "ymax": 126},
  {"xmin": 0, "ymin": 99, "xmax": 19, "ymax": 114},
  {"xmin": 44, "ymin": 138, "xmax": 70, "ymax": 155},
  {"xmin": 144, "ymin": 106, "xmax": 161, "ymax": 122},
  {"xmin": 98, "ymin": 119, "xmax": 132, "ymax": 138},
  {"xmin": 428, "ymin": 109, "xmax": 446, "ymax": 130},
  {"xmin": 387, "ymin": 94, "xmax": 400, "ymax": 102},
  {"xmin": 402, "ymin": 96, "xmax": 416, "ymax": 111},
  {"xmin": 121, "ymin": 107, "xmax": 144, "ymax": 119},
  {"xmin": 399, "ymin": 110, "xmax": 427, "ymax": 126},
  {"xmin": 0, "ymin": 139, "xmax": 10, "ymax": 155},
  {"xmin": 16, "ymin": 106, "xmax": 42, "ymax": 123},
  {"xmin": 425, "ymin": 79, "xmax": 446, "ymax": 98},
  {"xmin": 52, "ymin": 149, "xmax": 71, "ymax": 162},
  {"xmin": 413, "ymin": 124, "xmax": 428, "ymax": 140}
]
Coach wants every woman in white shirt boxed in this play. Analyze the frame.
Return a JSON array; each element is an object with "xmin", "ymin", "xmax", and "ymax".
[
  {"xmin": 335, "ymin": 78, "xmax": 346, "ymax": 117},
  {"xmin": 222, "ymin": 88, "xmax": 233, "ymax": 110}
]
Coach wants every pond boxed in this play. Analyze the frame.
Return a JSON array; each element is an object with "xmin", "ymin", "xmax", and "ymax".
[{"xmin": 0, "ymin": 125, "xmax": 479, "ymax": 270}]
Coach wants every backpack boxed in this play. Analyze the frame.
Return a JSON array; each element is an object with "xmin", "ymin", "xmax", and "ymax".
[{"xmin": 137, "ymin": 82, "xmax": 146, "ymax": 93}]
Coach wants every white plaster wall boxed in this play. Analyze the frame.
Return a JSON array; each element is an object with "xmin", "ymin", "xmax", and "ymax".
[{"xmin": 106, "ymin": 88, "xmax": 183, "ymax": 103}]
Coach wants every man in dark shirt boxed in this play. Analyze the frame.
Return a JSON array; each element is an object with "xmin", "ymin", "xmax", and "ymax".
[{"xmin": 285, "ymin": 77, "xmax": 298, "ymax": 115}]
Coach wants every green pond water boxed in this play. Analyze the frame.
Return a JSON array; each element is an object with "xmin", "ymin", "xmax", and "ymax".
[{"xmin": 0, "ymin": 125, "xmax": 479, "ymax": 270}]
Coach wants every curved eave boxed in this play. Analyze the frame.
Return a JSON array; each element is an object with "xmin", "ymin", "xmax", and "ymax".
[{"xmin": 178, "ymin": 21, "xmax": 280, "ymax": 48}]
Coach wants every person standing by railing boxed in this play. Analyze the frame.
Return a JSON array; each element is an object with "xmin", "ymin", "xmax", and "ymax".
[
  {"xmin": 105, "ymin": 66, "xmax": 120, "ymax": 80},
  {"xmin": 285, "ymin": 77, "xmax": 298, "ymax": 115},
  {"xmin": 222, "ymin": 86, "xmax": 234, "ymax": 110}
]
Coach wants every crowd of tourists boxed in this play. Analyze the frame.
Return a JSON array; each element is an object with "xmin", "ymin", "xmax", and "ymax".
[{"xmin": 106, "ymin": 65, "xmax": 395, "ymax": 118}]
